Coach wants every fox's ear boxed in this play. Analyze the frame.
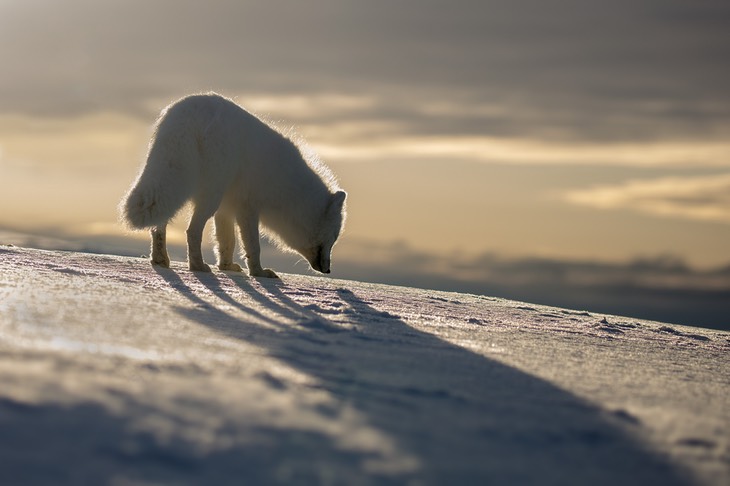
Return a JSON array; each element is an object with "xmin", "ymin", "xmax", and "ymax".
[
  {"xmin": 327, "ymin": 190, "xmax": 346, "ymax": 216},
  {"xmin": 332, "ymin": 190, "xmax": 347, "ymax": 207},
  {"xmin": 332, "ymin": 191, "xmax": 347, "ymax": 205}
]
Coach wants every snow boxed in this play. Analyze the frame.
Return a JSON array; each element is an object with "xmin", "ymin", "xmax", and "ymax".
[{"xmin": 0, "ymin": 245, "xmax": 728, "ymax": 485}]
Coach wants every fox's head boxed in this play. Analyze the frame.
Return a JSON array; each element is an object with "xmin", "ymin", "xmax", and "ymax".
[
  {"xmin": 263, "ymin": 189, "xmax": 347, "ymax": 274},
  {"xmin": 252, "ymin": 135, "xmax": 349, "ymax": 274},
  {"xmin": 300, "ymin": 190, "xmax": 347, "ymax": 274}
]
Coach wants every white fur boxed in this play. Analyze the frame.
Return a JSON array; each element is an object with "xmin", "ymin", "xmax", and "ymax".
[{"xmin": 121, "ymin": 93, "xmax": 347, "ymax": 277}]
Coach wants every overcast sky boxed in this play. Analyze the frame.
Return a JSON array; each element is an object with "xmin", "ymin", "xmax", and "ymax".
[{"xmin": 2, "ymin": 0, "xmax": 729, "ymax": 143}]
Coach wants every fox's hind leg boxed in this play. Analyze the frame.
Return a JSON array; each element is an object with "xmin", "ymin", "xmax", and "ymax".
[
  {"xmin": 150, "ymin": 225, "xmax": 170, "ymax": 268},
  {"xmin": 214, "ymin": 210, "xmax": 242, "ymax": 272},
  {"xmin": 186, "ymin": 197, "xmax": 222, "ymax": 273}
]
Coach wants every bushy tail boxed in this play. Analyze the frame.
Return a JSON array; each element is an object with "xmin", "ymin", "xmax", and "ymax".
[{"xmin": 121, "ymin": 160, "xmax": 194, "ymax": 229}]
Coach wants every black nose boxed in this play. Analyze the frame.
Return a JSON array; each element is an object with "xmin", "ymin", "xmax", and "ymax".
[{"xmin": 324, "ymin": 269, "xmax": 331, "ymax": 274}]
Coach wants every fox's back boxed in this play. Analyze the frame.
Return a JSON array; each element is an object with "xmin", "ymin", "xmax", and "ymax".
[
  {"xmin": 156, "ymin": 93, "xmax": 268, "ymax": 147},
  {"xmin": 151, "ymin": 93, "xmax": 323, "ymax": 203},
  {"xmin": 150, "ymin": 94, "xmax": 272, "ymax": 177}
]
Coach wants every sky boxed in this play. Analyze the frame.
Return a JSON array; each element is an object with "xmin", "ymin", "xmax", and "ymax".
[{"xmin": 1, "ymin": 0, "xmax": 729, "ymax": 328}]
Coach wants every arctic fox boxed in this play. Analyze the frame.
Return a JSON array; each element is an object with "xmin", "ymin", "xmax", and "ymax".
[{"xmin": 121, "ymin": 93, "xmax": 347, "ymax": 277}]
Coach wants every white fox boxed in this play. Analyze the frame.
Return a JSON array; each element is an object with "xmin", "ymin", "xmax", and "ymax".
[{"xmin": 121, "ymin": 93, "xmax": 347, "ymax": 277}]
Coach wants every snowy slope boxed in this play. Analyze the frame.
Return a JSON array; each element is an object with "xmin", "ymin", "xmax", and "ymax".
[{"xmin": 0, "ymin": 246, "xmax": 728, "ymax": 485}]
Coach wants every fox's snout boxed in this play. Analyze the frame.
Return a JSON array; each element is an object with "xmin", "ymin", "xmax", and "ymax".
[
  {"xmin": 307, "ymin": 247, "xmax": 331, "ymax": 274},
  {"xmin": 310, "ymin": 260, "xmax": 331, "ymax": 274}
]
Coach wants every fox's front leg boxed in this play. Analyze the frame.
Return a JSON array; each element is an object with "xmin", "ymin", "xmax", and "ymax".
[
  {"xmin": 214, "ymin": 211, "xmax": 243, "ymax": 272},
  {"xmin": 237, "ymin": 212, "xmax": 278, "ymax": 278}
]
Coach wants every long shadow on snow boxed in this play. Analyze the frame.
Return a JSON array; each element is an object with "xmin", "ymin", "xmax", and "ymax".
[
  {"xmin": 0, "ymin": 397, "xmax": 375, "ymax": 486},
  {"xmin": 160, "ymin": 269, "xmax": 690, "ymax": 485}
]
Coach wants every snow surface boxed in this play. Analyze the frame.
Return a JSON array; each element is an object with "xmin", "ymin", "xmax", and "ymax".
[{"xmin": 0, "ymin": 246, "xmax": 728, "ymax": 485}]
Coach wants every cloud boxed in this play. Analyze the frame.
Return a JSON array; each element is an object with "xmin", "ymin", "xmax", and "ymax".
[
  {"xmin": 231, "ymin": 94, "xmax": 730, "ymax": 167},
  {"xmin": 1, "ymin": 0, "xmax": 729, "ymax": 148},
  {"xmin": 314, "ymin": 135, "xmax": 730, "ymax": 167},
  {"xmin": 329, "ymin": 239, "xmax": 730, "ymax": 331},
  {"xmin": 2, "ymin": 96, "xmax": 728, "ymax": 170},
  {"xmin": 0, "ymin": 112, "xmax": 148, "ymax": 169},
  {"xmin": 563, "ymin": 174, "xmax": 730, "ymax": 223}
]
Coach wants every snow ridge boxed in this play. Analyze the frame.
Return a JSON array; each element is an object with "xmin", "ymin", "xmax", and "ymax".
[{"xmin": 0, "ymin": 246, "xmax": 728, "ymax": 485}]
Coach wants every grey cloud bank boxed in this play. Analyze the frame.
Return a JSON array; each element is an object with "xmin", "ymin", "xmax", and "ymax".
[{"xmin": 2, "ymin": 0, "xmax": 729, "ymax": 144}]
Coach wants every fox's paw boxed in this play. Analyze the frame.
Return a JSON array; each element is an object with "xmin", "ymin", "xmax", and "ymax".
[
  {"xmin": 250, "ymin": 268, "xmax": 279, "ymax": 279},
  {"xmin": 189, "ymin": 262, "xmax": 212, "ymax": 273},
  {"xmin": 151, "ymin": 257, "xmax": 170, "ymax": 268},
  {"xmin": 218, "ymin": 262, "xmax": 243, "ymax": 272}
]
